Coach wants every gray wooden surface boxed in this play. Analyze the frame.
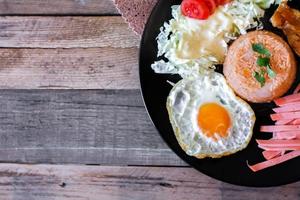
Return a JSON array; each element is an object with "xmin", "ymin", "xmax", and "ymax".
[
  {"xmin": 0, "ymin": 164, "xmax": 299, "ymax": 200},
  {"xmin": 0, "ymin": 90, "xmax": 184, "ymax": 165},
  {"xmin": 0, "ymin": 0, "xmax": 118, "ymax": 15},
  {"xmin": 0, "ymin": 48, "xmax": 139, "ymax": 89},
  {"xmin": 0, "ymin": 16, "xmax": 138, "ymax": 48},
  {"xmin": 0, "ymin": 0, "xmax": 298, "ymax": 199}
]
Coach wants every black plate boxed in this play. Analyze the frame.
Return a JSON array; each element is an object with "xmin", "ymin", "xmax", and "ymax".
[{"xmin": 139, "ymin": 0, "xmax": 300, "ymax": 187}]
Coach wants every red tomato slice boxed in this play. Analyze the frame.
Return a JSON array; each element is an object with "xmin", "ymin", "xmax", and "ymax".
[
  {"xmin": 219, "ymin": 0, "xmax": 231, "ymax": 5},
  {"xmin": 181, "ymin": 0, "xmax": 210, "ymax": 20},
  {"xmin": 203, "ymin": 0, "xmax": 217, "ymax": 14},
  {"xmin": 214, "ymin": 0, "xmax": 221, "ymax": 5}
]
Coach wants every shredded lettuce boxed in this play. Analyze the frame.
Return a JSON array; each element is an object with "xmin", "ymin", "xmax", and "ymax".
[{"xmin": 151, "ymin": 0, "xmax": 279, "ymax": 78}]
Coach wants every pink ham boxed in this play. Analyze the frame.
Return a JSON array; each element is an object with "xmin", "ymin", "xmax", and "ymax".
[
  {"xmin": 257, "ymin": 139, "xmax": 300, "ymax": 151},
  {"xmin": 274, "ymin": 93, "xmax": 300, "ymax": 106},
  {"xmin": 257, "ymin": 139, "xmax": 300, "ymax": 146},
  {"xmin": 258, "ymin": 146, "xmax": 300, "ymax": 151},
  {"xmin": 261, "ymin": 135, "xmax": 286, "ymax": 161},
  {"xmin": 293, "ymin": 83, "xmax": 300, "ymax": 94},
  {"xmin": 248, "ymin": 151, "xmax": 300, "ymax": 172},
  {"xmin": 256, "ymin": 140, "xmax": 300, "ymax": 151},
  {"xmin": 288, "ymin": 119, "xmax": 300, "ymax": 125},
  {"xmin": 260, "ymin": 125, "xmax": 300, "ymax": 132},
  {"xmin": 262, "ymin": 151, "xmax": 282, "ymax": 160},
  {"xmin": 271, "ymin": 112, "xmax": 300, "ymax": 121},
  {"xmin": 251, "ymin": 84, "xmax": 300, "ymax": 172},
  {"xmin": 274, "ymin": 131, "xmax": 300, "ymax": 139},
  {"xmin": 275, "ymin": 119, "xmax": 294, "ymax": 125},
  {"xmin": 273, "ymin": 102, "xmax": 300, "ymax": 113}
]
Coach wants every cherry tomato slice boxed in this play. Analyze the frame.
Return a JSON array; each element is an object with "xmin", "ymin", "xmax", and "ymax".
[
  {"xmin": 219, "ymin": 0, "xmax": 231, "ymax": 5},
  {"xmin": 203, "ymin": 0, "xmax": 217, "ymax": 14},
  {"xmin": 181, "ymin": 0, "xmax": 210, "ymax": 20},
  {"xmin": 213, "ymin": 0, "xmax": 221, "ymax": 5}
]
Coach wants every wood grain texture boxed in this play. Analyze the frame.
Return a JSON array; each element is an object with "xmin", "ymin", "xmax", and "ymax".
[
  {"xmin": 0, "ymin": 0, "xmax": 118, "ymax": 15},
  {"xmin": 0, "ymin": 164, "xmax": 298, "ymax": 200},
  {"xmin": 0, "ymin": 48, "xmax": 139, "ymax": 89},
  {"xmin": 0, "ymin": 16, "xmax": 140, "ymax": 89},
  {"xmin": 0, "ymin": 16, "xmax": 139, "ymax": 48},
  {"xmin": 0, "ymin": 89, "xmax": 185, "ymax": 166}
]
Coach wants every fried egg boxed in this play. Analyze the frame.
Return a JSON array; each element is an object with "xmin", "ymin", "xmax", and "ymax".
[{"xmin": 167, "ymin": 73, "xmax": 256, "ymax": 158}]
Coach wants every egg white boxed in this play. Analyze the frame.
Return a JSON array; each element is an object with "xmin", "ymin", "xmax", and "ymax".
[{"xmin": 167, "ymin": 72, "xmax": 256, "ymax": 158}]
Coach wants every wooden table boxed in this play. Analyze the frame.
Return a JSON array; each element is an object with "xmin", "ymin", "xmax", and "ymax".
[{"xmin": 0, "ymin": 0, "xmax": 299, "ymax": 199}]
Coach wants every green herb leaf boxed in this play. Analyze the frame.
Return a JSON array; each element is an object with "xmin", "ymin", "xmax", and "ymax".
[
  {"xmin": 257, "ymin": 56, "xmax": 270, "ymax": 67},
  {"xmin": 260, "ymin": 68, "xmax": 266, "ymax": 76},
  {"xmin": 252, "ymin": 43, "xmax": 271, "ymax": 57},
  {"xmin": 253, "ymin": 71, "xmax": 266, "ymax": 87},
  {"xmin": 267, "ymin": 65, "xmax": 276, "ymax": 79}
]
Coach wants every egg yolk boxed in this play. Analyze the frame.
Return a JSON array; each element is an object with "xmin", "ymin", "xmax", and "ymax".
[{"xmin": 197, "ymin": 103, "xmax": 231, "ymax": 140}]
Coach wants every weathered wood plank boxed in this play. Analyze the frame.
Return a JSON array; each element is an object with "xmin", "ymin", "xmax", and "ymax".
[
  {"xmin": 0, "ymin": 48, "xmax": 139, "ymax": 89},
  {"xmin": 0, "ymin": 90, "xmax": 185, "ymax": 165},
  {"xmin": 0, "ymin": 0, "xmax": 119, "ymax": 15},
  {"xmin": 0, "ymin": 16, "xmax": 139, "ymax": 48},
  {"xmin": 0, "ymin": 164, "xmax": 298, "ymax": 200},
  {"xmin": 0, "ymin": 16, "xmax": 140, "ymax": 89}
]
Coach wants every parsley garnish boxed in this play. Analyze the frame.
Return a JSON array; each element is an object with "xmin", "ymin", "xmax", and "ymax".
[
  {"xmin": 251, "ymin": 43, "xmax": 276, "ymax": 87},
  {"xmin": 257, "ymin": 56, "xmax": 270, "ymax": 67},
  {"xmin": 253, "ymin": 71, "xmax": 266, "ymax": 87},
  {"xmin": 267, "ymin": 65, "xmax": 276, "ymax": 79},
  {"xmin": 252, "ymin": 43, "xmax": 271, "ymax": 57}
]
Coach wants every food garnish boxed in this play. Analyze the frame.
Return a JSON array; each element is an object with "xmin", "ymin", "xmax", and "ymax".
[
  {"xmin": 181, "ymin": 0, "xmax": 210, "ymax": 20},
  {"xmin": 181, "ymin": 0, "xmax": 230, "ymax": 20},
  {"xmin": 204, "ymin": 0, "xmax": 217, "ymax": 14},
  {"xmin": 253, "ymin": 71, "xmax": 266, "ymax": 87},
  {"xmin": 271, "ymin": 1, "xmax": 300, "ymax": 56},
  {"xmin": 257, "ymin": 57, "xmax": 270, "ymax": 67},
  {"xmin": 251, "ymin": 43, "xmax": 276, "ymax": 87},
  {"xmin": 152, "ymin": 0, "xmax": 278, "ymax": 77},
  {"xmin": 252, "ymin": 43, "xmax": 271, "ymax": 57},
  {"xmin": 248, "ymin": 84, "xmax": 300, "ymax": 172}
]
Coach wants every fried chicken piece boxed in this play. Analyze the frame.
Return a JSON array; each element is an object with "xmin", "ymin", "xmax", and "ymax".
[{"xmin": 271, "ymin": 1, "xmax": 300, "ymax": 56}]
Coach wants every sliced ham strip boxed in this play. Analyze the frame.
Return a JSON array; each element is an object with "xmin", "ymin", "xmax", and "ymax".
[
  {"xmin": 279, "ymin": 101, "xmax": 300, "ymax": 107},
  {"xmin": 275, "ymin": 119, "xmax": 294, "ymax": 125},
  {"xmin": 257, "ymin": 139, "xmax": 300, "ymax": 151},
  {"xmin": 293, "ymin": 83, "xmax": 300, "ymax": 94},
  {"xmin": 251, "ymin": 83, "xmax": 300, "ymax": 172},
  {"xmin": 257, "ymin": 139, "xmax": 300, "ymax": 147},
  {"xmin": 288, "ymin": 119, "xmax": 300, "ymax": 125},
  {"xmin": 262, "ymin": 151, "xmax": 282, "ymax": 160},
  {"xmin": 273, "ymin": 102, "xmax": 300, "ymax": 113},
  {"xmin": 274, "ymin": 131, "xmax": 300, "ymax": 139},
  {"xmin": 248, "ymin": 151, "xmax": 300, "ymax": 172},
  {"xmin": 274, "ymin": 93, "xmax": 300, "ymax": 106},
  {"xmin": 271, "ymin": 112, "xmax": 300, "ymax": 121},
  {"xmin": 260, "ymin": 125, "xmax": 300, "ymax": 132},
  {"xmin": 258, "ymin": 145, "xmax": 300, "ymax": 151}
]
